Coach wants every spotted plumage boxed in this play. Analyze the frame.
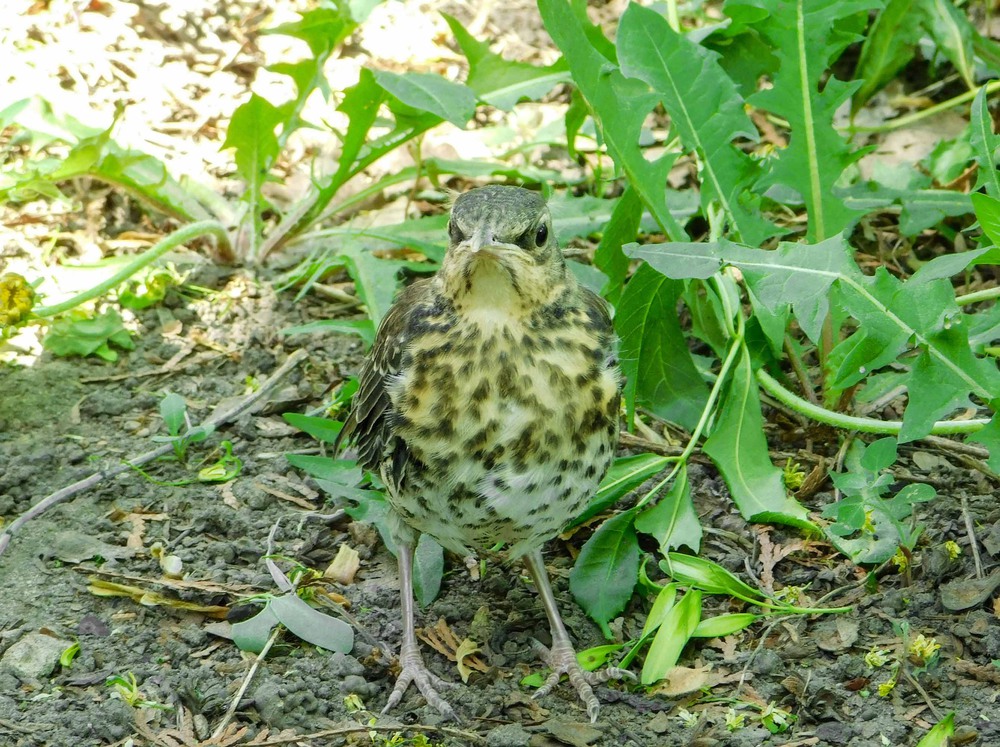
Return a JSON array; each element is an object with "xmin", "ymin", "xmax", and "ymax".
[{"xmin": 340, "ymin": 185, "xmax": 630, "ymax": 722}]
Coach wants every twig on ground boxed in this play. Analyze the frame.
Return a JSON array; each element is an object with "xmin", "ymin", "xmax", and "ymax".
[
  {"xmin": 211, "ymin": 625, "xmax": 282, "ymax": 740},
  {"xmin": 0, "ymin": 349, "xmax": 309, "ymax": 558},
  {"xmin": 250, "ymin": 722, "xmax": 488, "ymax": 745},
  {"xmin": 960, "ymin": 494, "xmax": 985, "ymax": 579}
]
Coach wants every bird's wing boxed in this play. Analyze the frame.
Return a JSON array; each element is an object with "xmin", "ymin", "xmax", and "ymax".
[
  {"xmin": 579, "ymin": 286, "xmax": 617, "ymax": 357},
  {"xmin": 339, "ymin": 279, "xmax": 434, "ymax": 474}
]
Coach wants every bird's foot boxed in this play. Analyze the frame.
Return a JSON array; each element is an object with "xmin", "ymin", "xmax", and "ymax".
[
  {"xmin": 531, "ymin": 638, "xmax": 636, "ymax": 723},
  {"xmin": 383, "ymin": 642, "xmax": 458, "ymax": 720}
]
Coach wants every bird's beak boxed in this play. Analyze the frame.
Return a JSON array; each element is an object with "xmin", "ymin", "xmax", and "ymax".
[{"xmin": 466, "ymin": 227, "xmax": 500, "ymax": 258}]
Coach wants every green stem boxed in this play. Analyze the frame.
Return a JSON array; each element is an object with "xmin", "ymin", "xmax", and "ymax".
[
  {"xmin": 757, "ymin": 369, "xmax": 990, "ymax": 435},
  {"xmin": 956, "ymin": 285, "xmax": 1000, "ymax": 306},
  {"xmin": 33, "ymin": 221, "xmax": 229, "ymax": 318},
  {"xmin": 634, "ymin": 331, "xmax": 745, "ymax": 511},
  {"xmin": 850, "ymin": 80, "xmax": 1000, "ymax": 134}
]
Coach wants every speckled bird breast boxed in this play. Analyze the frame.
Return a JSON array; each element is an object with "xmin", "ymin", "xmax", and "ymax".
[{"xmin": 384, "ymin": 306, "xmax": 620, "ymax": 557}]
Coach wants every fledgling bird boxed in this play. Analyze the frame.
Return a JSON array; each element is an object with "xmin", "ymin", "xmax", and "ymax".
[{"xmin": 340, "ymin": 185, "xmax": 630, "ymax": 721}]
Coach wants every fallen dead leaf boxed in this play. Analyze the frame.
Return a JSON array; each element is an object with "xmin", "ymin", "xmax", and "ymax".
[
  {"xmin": 455, "ymin": 638, "xmax": 482, "ymax": 683},
  {"xmin": 648, "ymin": 664, "xmax": 715, "ymax": 696},
  {"xmin": 416, "ymin": 618, "xmax": 489, "ymax": 675},
  {"xmin": 324, "ymin": 544, "xmax": 361, "ymax": 585}
]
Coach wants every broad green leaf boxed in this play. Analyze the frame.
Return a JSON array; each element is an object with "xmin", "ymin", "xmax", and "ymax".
[
  {"xmin": 617, "ymin": 3, "xmax": 777, "ymax": 245},
  {"xmin": 222, "ymin": 94, "xmax": 284, "ymax": 258},
  {"xmin": 281, "ymin": 319, "xmax": 376, "ymax": 348},
  {"xmin": 691, "ymin": 612, "xmax": 759, "ymax": 638},
  {"xmin": 282, "ymin": 414, "xmax": 343, "ymax": 444},
  {"xmin": 662, "ymin": 553, "xmax": 770, "ymax": 605},
  {"xmin": 749, "ymin": 0, "xmax": 875, "ymax": 242},
  {"xmin": 231, "ymin": 604, "xmax": 280, "ymax": 653},
  {"xmin": 42, "ymin": 309, "xmax": 135, "ymax": 362},
  {"xmin": 640, "ymin": 589, "xmax": 701, "ymax": 684},
  {"xmin": 538, "ymin": 0, "xmax": 687, "ymax": 241},
  {"xmin": 641, "ymin": 583, "xmax": 679, "ymax": 637},
  {"xmin": 594, "ymin": 184, "xmax": 642, "ymax": 304},
  {"xmin": 851, "ymin": 0, "xmax": 920, "ymax": 114},
  {"xmin": 412, "ymin": 534, "xmax": 444, "ymax": 607},
  {"xmin": 270, "ymin": 593, "xmax": 355, "ymax": 653},
  {"xmin": 372, "ymin": 70, "xmax": 476, "ymax": 127},
  {"xmin": 616, "ymin": 263, "xmax": 709, "ymax": 431},
  {"xmin": 915, "ymin": 713, "xmax": 955, "ymax": 747},
  {"xmin": 577, "ymin": 644, "xmax": 625, "ymax": 671},
  {"xmin": 917, "ymin": 0, "xmax": 975, "ymax": 89},
  {"xmin": 159, "ymin": 393, "xmax": 187, "ymax": 437},
  {"xmin": 573, "ymin": 453, "xmax": 671, "ymax": 526},
  {"xmin": 285, "ymin": 455, "xmax": 364, "ymax": 498},
  {"xmin": 971, "ymin": 86, "xmax": 1000, "ymax": 198},
  {"xmin": 635, "ymin": 464, "xmax": 703, "ymax": 554},
  {"xmin": 844, "ymin": 182, "xmax": 973, "ymax": 236},
  {"xmin": 569, "ymin": 509, "xmax": 640, "ymax": 638},
  {"xmin": 265, "ymin": 6, "xmax": 352, "ymax": 56},
  {"xmin": 969, "ymin": 413, "xmax": 1000, "ymax": 472},
  {"xmin": 972, "ymin": 192, "xmax": 1000, "ymax": 246},
  {"xmin": 859, "ymin": 437, "xmax": 897, "ymax": 473},
  {"xmin": 703, "ymin": 345, "xmax": 813, "ymax": 528},
  {"xmin": 337, "ymin": 241, "xmax": 407, "ymax": 327},
  {"xmin": 443, "ymin": 13, "xmax": 569, "ymax": 110}
]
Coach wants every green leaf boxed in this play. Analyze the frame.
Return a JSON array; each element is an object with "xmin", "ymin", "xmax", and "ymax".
[
  {"xmin": 640, "ymin": 589, "xmax": 701, "ymax": 684},
  {"xmin": 972, "ymin": 192, "xmax": 1000, "ymax": 246},
  {"xmin": 703, "ymin": 345, "xmax": 813, "ymax": 528},
  {"xmin": 231, "ymin": 603, "xmax": 280, "ymax": 653},
  {"xmin": 594, "ymin": 184, "xmax": 642, "ymax": 304},
  {"xmin": 222, "ymin": 94, "xmax": 284, "ymax": 258},
  {"xmin": 573, "ymin": 453, "xmax": 671, "ymax": 526},
  {"xmin": 42, "ymin": 309, "xmax": 135, "ymax": 361},
  {"xmin": 971, "ymin": 86, "xmax": 1000, "ymax": 198},
  {"xmin": 691, "ymin": 612, "xmax": 759, "ymax": 638},
  {"xmin": 860, "ymin": 437, "xmax": 898, "ymax": 473},
  {"xmin": 282, "ymin": 414, "xmax": 343, "ymax": 444},
  {"xmin": 969, "ymin": 413, "xmax": 1000, "ymax": 473},
  {"xmin": 538, "ymin": 0, "xmax": 687, "ymax": 241},
  {"xmin": 569, "ymin": 509, "xmax": 640, "ymax": 638},
  {"xmin": 915, "ymin": 713, "xmax": 955, "ymax": 747},
  {"xmin": 412, "ymin": 534, "xmax": 444, "ymax": 607},
  {"xmin": 616, "ymin": 263, "xmax": 709, "ymax": 431},
  {"xmin": 635, "ymin": 464, "xmax": 703, "ymax": 554},
  {"xmin": 662, "ymin": 553, "xmax": 770, "ymax": 605},
  {"xmin": 917, "ymin": 0, "xmax": 975, "ymax": 89},
  {"xmin": 281, "ymin": 319, "xmax": 376, "ymax": 348},
  {"xmin": 443, "ymin": 13, "xmax": 569, "ymax": 110},
  {"xmin": 270, "ymin": 593, "xmax": 355, "ymax": 653},
  {"xmin": 159, "ymin": 393, "xmax": 187, "ymax": 437},
  {"xmin": 372, "ymin": 70, "xmax": 476, "ymax": 128},
  {"xmin": 748, "ymin": 0, "xmax": 875, "ymax": 242},
  {"xmin": 641, "ymin": 583, "xmax": 679, "ymax": 637},
  {"xmin": 617, "ymin": 3, "xmax": 777, "ymax": 245},
  {"xmin": 337, "ymin": 241, "xmax": 406, "ymax": 328},
  {"xmin": 265, "ymin": 6, "xmax": 352, "ymax": 56},
  {"xmin": 851, "ymin": 0, "xmax": 920, "ymax": 114}
]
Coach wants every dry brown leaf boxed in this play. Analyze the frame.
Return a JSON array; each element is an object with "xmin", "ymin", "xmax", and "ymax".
[
  {"xmin": 88, "ymin": 578, "xmax": 229, "ymax": 618},
  {"xmin": 455, "ymin": 638, "xmax": 482, "ymax": 683},
  {"xmin": 994, "ymin": 595, "xmax": 1000, "ymax": 618},
  {"xmin": 756, "ymin": 526, "xmax": 807, "ymax": 594},
  {"xmin": 109, "ymin": 508, "xmax": 168, "ymax": 549},
  {"xmin": 416, "ymin": 618, "xmax": 489, "ymax": 675},
  {"xmin": 648, "ymin": 664, "xmax": 715, "ymax": 696},
  {"xmin": 324, "ymin": 544, "xmax": 361, "ymax": 585},
  {"xmin": 218, "ymin": 482, "xmax": 240, "ymax": 509}
]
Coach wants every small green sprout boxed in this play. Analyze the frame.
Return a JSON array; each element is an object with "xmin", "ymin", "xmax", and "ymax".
[
  {"xmin": 864, "ymin": 648, "xmax": 890, "ymax": 669},
  {"xmin": 782, "ymin": 458, "xmax": 805, "ymax": 490},
  {"xmin": 724, "ymin": 707, "xmax": 746, "ymax": 731},
  {"xmin": 59, "ymin": 642, "xmax": 80, "ymax": 668},
  {"xmin": 943, "ymin": 540, "xmax": 961, "ymax": 560},
  {"xmin": 760, "ymin": 702, "xmax": 795, "ymax": 734},
  {"xmin": 676, "ymin": 708, "xmax": 699, "ymax": 728},
  {"xmin": 106, "ymin": 672, "xmax": 172, "ymax": 710}
]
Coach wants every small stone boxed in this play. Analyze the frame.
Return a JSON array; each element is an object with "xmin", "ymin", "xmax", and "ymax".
[
  {"xmin": 647, "ymin": 711, "xmax": 671, "ymax": 734},
  {"xmin": 1, "ymin": 632, "xmax": 69, "ymax": 681},
  {"xmin": 486, "ymin": 723, "xmax": 531, "ymax": 747}
]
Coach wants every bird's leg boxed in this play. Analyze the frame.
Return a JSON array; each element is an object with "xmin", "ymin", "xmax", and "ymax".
[
  {"xmin": 522, "ymin": 549, "xmax": 635, "ymax": 723},
  {"xmin": 382, "ymin": 541, "xmax": 457, "ymax": 720}
]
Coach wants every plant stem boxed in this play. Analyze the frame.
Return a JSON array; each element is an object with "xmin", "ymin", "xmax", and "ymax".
[
  {"xmin": 850, "ymin": 80, "xmax": 1000, "ymax": 134},
  {"xmin": 757, "ymin": 369, "xmax": 990, "ymax": 435},
  {"xmin": 956, "ymin": 285, "xmax": 1000, "ymax": 306},
  {"xmin": 32, "ymin": 220, "xmax": 229, "ymax": 317}
]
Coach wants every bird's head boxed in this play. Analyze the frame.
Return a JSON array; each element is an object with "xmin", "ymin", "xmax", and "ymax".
[{"xmin": 438, "ymin": 186, "xmax": 572, "ymax": 318}]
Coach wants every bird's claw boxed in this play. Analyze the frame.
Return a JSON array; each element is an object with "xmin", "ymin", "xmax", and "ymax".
[
  {"xmin": 382, "ymin": 643, "xmax": 458, "ymax": 721},
  {"xmin": 530, "ymin": 638, "xmax": 636, "ymax": 723}
]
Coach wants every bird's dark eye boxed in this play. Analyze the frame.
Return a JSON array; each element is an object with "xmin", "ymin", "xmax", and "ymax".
[
  {"xmin": 535, "ymin": 223, "xmax": 548, "ymax": 246},
  {"xmin": 448, "ymin": 220, "xmax": 464, "ymax": 244}
]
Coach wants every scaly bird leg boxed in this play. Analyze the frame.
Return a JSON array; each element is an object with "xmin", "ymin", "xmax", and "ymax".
[
  {"xmin": 382, "ymin": 541, "xmax": 457, "ymax": 720},
  {"xmin": 523, "ymin": 549, "xmax": 636, "ymax": 723}
]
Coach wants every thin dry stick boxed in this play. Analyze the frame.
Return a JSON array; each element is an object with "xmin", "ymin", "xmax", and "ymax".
[
  {"xmin": 251, "ymin": 722, "xmax": 488, "ymax": 746},
  {"xmin": 0, "ymin": 349, "xmax": 309, "ymax": 558},
  {"xmin": 211, "ymin": 625, "xmax": 282, "ymax": 740},
  {"xmin": 960, "ymin": 494, "xmax": 985, "ymax": 579}
]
